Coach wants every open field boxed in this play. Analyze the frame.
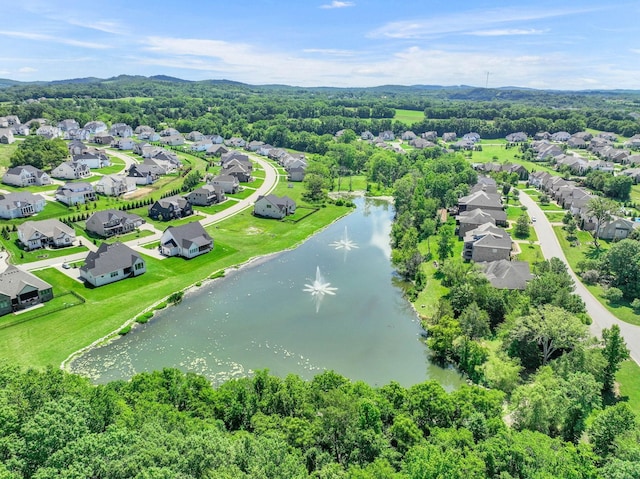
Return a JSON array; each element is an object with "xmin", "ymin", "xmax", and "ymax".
[
  {"xmin": 0, "ymin": 142, "xmax": 19, "ymax": 170},
  {"xmin": 393, "ymin": 109, "xmax": 425, "ymax": 124}
]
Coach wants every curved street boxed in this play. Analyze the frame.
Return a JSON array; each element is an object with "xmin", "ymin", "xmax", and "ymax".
[
  {"xmin": 10, "ymin": 154, "xmax": 280, "ymax": 272},
  {"xmin": 519, "ymin": 191, "xmax": 640, "ymax": 365}
]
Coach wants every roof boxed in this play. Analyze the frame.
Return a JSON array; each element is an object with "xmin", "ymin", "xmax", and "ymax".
[
  {"xmin": 18, "ymin": 219, "xmax": 74, "ymax": 239},
  {"xmin": 480, "ymin": 260, "xmax": 533, "ymax": 289},
  {"xmin": 457, "ymin": 209, "xmax": 496, "ymax": 225},
  {"xmin": 88, "ymin": 209, "xmax": 143, "ymax": 225},
  {"xmin": 0, "ymin": 191, "xmax": 44, "ymax": 207},
  {"xmin": 0, "ymin": 265, "xmax": 52, "ymax": 298},
  {"xmin": 458, "ymin": 190, "xmax": 503, "ymax": 209},
  {"xmin": 5, "ymin": 164, "xmax": 46, "ymax": 177},
  {"xmin": 464, "ymin": 223, "xmax": 512, "ymax": 250},
  {"xmin": 80, "ymin": 242, "xmax": 143, "ymax": 277},
  {"xmin": 163, "ymin": 222, "xmax": 212, "ymax": 249}
]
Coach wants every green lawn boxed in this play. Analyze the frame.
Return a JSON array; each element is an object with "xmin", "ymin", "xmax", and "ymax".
[
  {"xmin": 102, "ymin": 228, "xmax": 154, "ymax": 245},
  {"xmin": 616, "ymin": 360, "xmax": 640, "ymax": 417},
  {"xmin": 513, "ymin": 242, "xmax": 543, "ymax": 266},
  {"xmin": 0, "ymin": 201, "xmax": 353, "ymax": 368},
  {"xmin": 544, "ymin": 212, "xmax": 566, "ymax": 223},
  {"xmin": 0, "ymin": 232, "xmax": 88, "ymax": 264},
  {"xmin": 95, "ymin": 157, "xmax": 126, "ymax": 175},
  {"xmin": 333, "ymin": 175, "xmax": 368, "ymax": 192},
  {"xmin": 0, "ymin": 142, "xmax": 19, "ymax": 170},
  {"xmin": 193, "ymin": 200, "xmax": 238, "ymax": 215},
  {"xmin": 227, "ymin": 187, "xmax": 258, "ymax": 200},
  {"xmin": 507, "ymin": 225, "xmax": 538, "ymax": 242},
  {"xmin": 393, "ymin": 109, "xmax": 425, "ymax": 124}
]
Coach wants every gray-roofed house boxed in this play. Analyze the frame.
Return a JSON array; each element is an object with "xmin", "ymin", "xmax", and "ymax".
[
  {"xmin": 598, "ymin": 217, "xmax": 638, "ymax": 241},
  {"xmin": 3, "ymin": 165, "xmax": 51, "ymax": 187},
  {"xmin": 83, "ymin": 120, "xmax": 107, "ymax": 134},
  {"xmin": 184, "ymin": 184, "xmax": 225, "ymax": 206},
  {"xmin": 0, "ymin": 192, "xmax": 46, "ymax": 219},
  {"xmin": 57, "ymin": 119, "xmax": 80, "ymax": 132},
  {"xmin": 0, "ymin": 265, "xmax": 53, "ymax": 315},
  {"xmin": 480, "ymin": 259, "xmax": 533, "ymax": 290},
  {"xmin": 210, "ymin": 174, "xmax": 239, "ymax": 194},
  {"xmin": 51, "ymin": 161, "xmax": 91, "ymax": 180},
  {"xmin": 457, "ymin": 190, "xmax": 503, "ymax": 214},
  {"xmin": 72, "ymin": 152, "xmax": 110, "ymax": 169},
  {"xmin": 160, "ymin": 222, "xmax": 213, "ymax": 259},
  {"xmin": 86, "ymin": 209, "xmax": 145, "ymax": 238},
  {"xmin": 127, "ymin": 164, "xmax": 160, "ymax": 185},
  {"xmin": 109, "ymin": 123, "xmax": 133, "ymax": 138},
  {"xmin": 456, "ymin": 209, "xmax": 497, "ymax": 237},
  {"xmin": 0, "ymin": 128, "xmax": 15, "ymax": 144},
  {"xmin": 254, "ymin": 194, "xmax": 296, "ymax": 219},
  {"xmin": 17, "ymin": 219, "xmax": 75, "ymax": 250},
  {"xmin": 463, "ymin": 223, "xmax": 512, "ymax": 262},
  {"xmin": 149, "ymin": 196, "xmax": 193, "ymax": 221},
  {"xmin": 287, "ymin": 166, "xmax": 306, "ymax": 182},
  {"xmin": 55, "ymin": 182, "xmax": 96, "ymax": 206},
  {"xmin": 95, "ymin": 174, "xmax": 137, "ymax": 196},
  {"xmin": 206, "ymin": 144, "xmax": 229, "ymax": 157},
  {"xmin": 80, "ymin": 242, "xmax": 146, "ymax": 287}
]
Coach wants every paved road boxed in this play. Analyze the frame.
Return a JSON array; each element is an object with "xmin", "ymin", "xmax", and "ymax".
[
  {"xmin": 520, "ymin": 191, "xmax": 640, "ymax": 365},
  {"xmin": 14, "ymin": 154, "xmax": 279, "ymax": 273}
]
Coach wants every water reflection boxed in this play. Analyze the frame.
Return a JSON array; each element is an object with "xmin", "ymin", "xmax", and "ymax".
[{"xmin": 70, "ymin": 198, "xmax": 462, "ymax": 389}]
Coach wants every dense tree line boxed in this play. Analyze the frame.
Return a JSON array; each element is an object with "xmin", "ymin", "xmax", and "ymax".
[
  {"xmin": 0, "ymin": 363, "xmax": 638, "ymax": 478},
  {"xmin": 1, "ymin": 78, "xmax": 639, "ymax": 150}
]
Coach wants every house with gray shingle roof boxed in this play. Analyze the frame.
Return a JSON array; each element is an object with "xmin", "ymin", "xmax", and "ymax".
[
  {"xmin": 160, "ymin": 222, "xmax": 213, "ymax": 259},
  {"xmin": 0, "ymin": 192, "xmax": 46, "ymax": 219},
  {"xmin": 210, "ymin": 174, "xmax": 239, "ymax": 194},
  {"xmin": 0, "ymin": 265, "xmax": 53, "ymax": 315},
  {"xmin": 463, "ymin": 223, "xmax": 512, "ymax": 262},
  {"xmin": 480, "ymin": 259, "xmax": 533, "ymax": 290},
  {"xmin": 55, "ymin": 182, "xmax": 96, "ymax": 206},
  {"xmin": 0, "ymin": 128, "xmax": 15, "ymax": 144},
  {"xmin": 254, "ymin": 194, "xmax": 296, "ymax": 219},
  {"xmin": 80, "ymin": 242, "xmax": 146, "ymax": 287},
  {"xmin": 149, "ymin": 196, "xmax": 192, "ymax": 221},
  {"xmin": 51, "ymin": 161, "xmax": 91, "ymax": 180},
  {"xmin": 456, "ymin": 209, "xmax": 497, "ymax": 238},
  {"xmin": 3, "ymin": 165, "xmax": 51, "ymax": 187},
  {"xmin": 184, "ymin": 184, "xmax": 225, "ymax": 206},
  {"xmin": 17, "ymin": 219, "xmax": 75, "ymax": 250},
  {"xmin": 85, "ymin": 209, "xmax": 145, "ymax": 238},
  {"xmin": 457, "ymin": 190, "xmax": 503, "ymax": 214}
]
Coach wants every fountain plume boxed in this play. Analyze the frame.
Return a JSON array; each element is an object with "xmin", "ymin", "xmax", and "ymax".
[{"xmin": 303, "ymin": 266, "xmax": 337, "ymax": 313}]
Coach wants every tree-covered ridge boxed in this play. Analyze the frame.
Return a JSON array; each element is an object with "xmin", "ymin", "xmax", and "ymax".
[
  {"xmin": 0, "ymin": 364, "xmax": 637, "ymax": 479},
  {"xmin": 1, "ymin": 77, "xmax": 639, "ymax": 147}
]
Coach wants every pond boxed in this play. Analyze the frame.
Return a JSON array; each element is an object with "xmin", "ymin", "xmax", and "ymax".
[{"xmin": 70, "ymin": 198, "xmax": 463, "ymax": 389}]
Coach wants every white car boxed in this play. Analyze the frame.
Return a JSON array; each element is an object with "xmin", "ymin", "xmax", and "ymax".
[{"xmin": 531, "ymin": 216, "xmax": 537, "ymax": 223}]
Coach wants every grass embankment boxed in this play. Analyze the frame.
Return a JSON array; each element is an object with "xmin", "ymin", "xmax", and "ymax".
[
  {"xmin": 617, "ymin": 360, "xmax": 640, "ymax": 417},
  {"xmin": 0, "ymin": 142, "xmax": 19, "ymax": 171},
  {"xmin": 0, "ymin": 192, "xmax": 352, "ymax": 367}
]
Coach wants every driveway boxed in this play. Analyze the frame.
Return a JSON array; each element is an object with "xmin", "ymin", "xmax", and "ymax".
[{"xmin": 520, "ymin": 191, "xmax": 640, "ymax": 365}]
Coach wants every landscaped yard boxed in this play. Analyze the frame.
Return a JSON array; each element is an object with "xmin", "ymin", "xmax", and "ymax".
[
  {"xmin": 617, "ymin": 360, "xmax": 640, "ymax": 417},
  {"xmin": 0, "ymin": 233, "xmax": 88, "ymax": 264},
  {"xmin": 94, "ymin": 156, "xmax": 126, "ymax": 175},
  {"xmin": 0, "ymin": 142, "xmax": 19, "ymax": 170}
]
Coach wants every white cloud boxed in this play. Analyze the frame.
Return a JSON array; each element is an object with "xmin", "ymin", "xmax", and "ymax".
[
  {"xmin": 63, "ymin": 18, "xmax": 126, "ymax": 35},
  {"xmin": 468, "ymin": 28, "xmax": 546, "ymax": 36},
  {"xmin": 320, "ymin": 1, "xmax": 355, "ymax": 9},
  {"xmin": 369, "ymin": 6, "xmax": 601, "ymax": 39},
  {"xmin": 18, "ymin": 67, "xmax": 37, "ymax": 73},
  {"xmin": 303, "ymin": 48, "xmax": 358, "ymax": 57},
  {"xmin": 0, "ymin": 30, "xmax": 110, "ymax": 49}
]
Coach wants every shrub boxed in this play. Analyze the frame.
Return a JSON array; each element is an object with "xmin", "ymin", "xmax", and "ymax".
[
  {"xmin": 118, "ymin": 325, "xmax": 131, "ymax": 335},
  {"xmin": 154, "ymin": 302, "xmax": 167, "ymax": 310},
  {"xmin": 603, "ymin": 287, "xmax": 623, "ymax": 304},
  {"xmin": 581, "ymin": 270, "xmax": 600, "ymax": 285},
  {"xmin": 631, "ymin": 298, "xmax": 640, "ymax": 313},
  {"xmin": 168, "ymin": 291, "xmax": 184, "ymax": 304},
  {"xmin": 136, "ymin": 312, "xmax": 154, "ymax": 323}
]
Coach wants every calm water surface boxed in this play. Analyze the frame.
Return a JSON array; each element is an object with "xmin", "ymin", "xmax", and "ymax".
[{"xmin": 71, "ymin": 198, "xmax": 462, "ymax": 389}]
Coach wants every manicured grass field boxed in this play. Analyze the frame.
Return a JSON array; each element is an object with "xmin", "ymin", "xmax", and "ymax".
[
  {"xmin": 94, "ymin": 157, "xmax": 125, "ymax": 175},
  {"xmin": 0, "ymin": 201, "xmax": 353, "ymax": 367},
  {"xmin": 393, "ymin": 109, "xmax": 425, "ymax": 124},
  {"xmin": 544, "ymin": 212, "xmax": 566, "ymax": 223},
  {"xmin": 513, "ymin": 242, "xmax": 543, "ymax": 266},
  {"xmin": 0, "ymin": 142, "xmax": 19, "ymax": 170},
  {"xmin": 0, "ymin": 232, "xmax": 88, "ymax": 264},
  {"xmin": 616, "ymin": 360, "xmax": 640, "ymax": 417}
]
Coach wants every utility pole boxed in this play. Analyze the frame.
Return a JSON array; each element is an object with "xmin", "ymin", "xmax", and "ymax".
[{"xmin": 485, "ymin": 71, "xmax": 490, "ymax": 89}]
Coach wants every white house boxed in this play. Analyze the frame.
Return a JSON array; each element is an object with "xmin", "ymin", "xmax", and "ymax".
[
  {"xmin": 3, "ymin": 165, "xmax": 51, "ymax": 187},
  {"xmin": 95, "ymin": 174, "xmax": 137, "ymax": 196},
  {"xmin": 160, "ymin": 222, "xmax": 213, "ymax": 259},
  {"xmin": 0, "ymin": 192, "xmax": 47, "ymax": 219},
  {"xmin": 253, "ymin": 194, "xmax": 296, "ymax": 219},
  {"xmin": 51, "ymin": 161, "xmax": 91, "ymax": 180},
  {"xmin": 17, "ymin": 219, "xmax": 76, "ymax": 250},
  {"xmin": 80, "ymin": 242, "xmax": 146, "ymax": 287}
]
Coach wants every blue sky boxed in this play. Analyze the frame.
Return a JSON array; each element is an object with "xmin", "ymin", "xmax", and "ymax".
[{"xmin": 2, "ymin": 0, "xmax": 639, "ymax": 89}]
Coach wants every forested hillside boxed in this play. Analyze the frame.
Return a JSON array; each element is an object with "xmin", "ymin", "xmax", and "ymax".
[{"xmin": 1, "ymin": 364, "xmax": 638, "ymax": 478}]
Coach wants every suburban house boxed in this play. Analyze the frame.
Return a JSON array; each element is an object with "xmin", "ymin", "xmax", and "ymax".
[
  {"xmin": 138, "ymin": 130, "xmax": 160, "ymax": 141},
  {"xmin": 51, "ymin": 161, "xmax": 91, "ymax": 180},
  {"xmin": 93, "ymin": 133, "xmax": 114, "ymax": 145},
  {"xmin": 361, "ymin": 130, "xmax": 374, "ymax": 141},
  {"xmin": 3, "ymin": 165, "xmax": 51, "ymax": 187},
  {"xmin": 0, "ymin": 265, "xmax": 54, "ymax": 316},
  {"xmin": 480, "ymin": 260, "xmax": 533, "ymax": 290},
  {"xmin": 206, "ymin": 144, "xmax": 228, "ymax": 157},
  {"xmin": 190, "ymin": 139, "xmax": 213, "ymax": 152},
  {"xmin": 456, "ymin": 209, "xmax": 497, "ymax": 237},
  {"xmin": 57, "ymin": 119, "xmax": 80, "ymax": 132},
  {"xmin": 379, "ymin": 130, "xmax": 395, "ymax": 141},
  {"xmin": 72, "ymin": 152, "xmax": 110, "ymax": 169},
  {"xmin": 83, "ymin": 121, "xmax": 107, "ymax": 134},
  {"xmin": 0, "ymin": 192, "xmax": 46, "ymax": 219},
  {"xmin": 225, "ymin": 137, "xmax": 246, "ymax": 148},
  {"xmin": 127, "ymin": 164, "xmax": 160, "ymax": 185},
  {"xmin": 210, "ymin": 174, "xmax": 239, "ymax": 194},
  {"xmin": 36, "ymin": 125, "xmax": 62, "ymax": 139},
  {"xmin": 55, "ymin": 182, "xmax": 97, "ymax": 206},
  {"xmin": 551, "ymin": 131, "xmax": 571, "ymax": 142},
  {"xmin": 187, "ymin": 131, "xmax": 205, "ymax": 141},
  {"xmin": 80, "ymin": 242, "xmax": 146, "ymax": 287},
  {"xmin": 457, "ymin": 190, "xmax": 503, "ymax": 214},
  {"xmin": 224, "ymin": 164, "xmax": 252, "ymax": 183},
  {"xmin": 111, "ymin": 138, "xmax": 136, "ymax": 150},
  {"xmin": 506, "ymin": 132, "xmax": 528, "ymax": 143},
  {"xmin": 159, "ymin": 128, "xmax": 180, "ymax": 137},
  {"xmin": 253, "ymin": 194, "xmax": 296, "ymax": 219},
  {"xmin": 0, "ymin": 128, "xmax": 15, "ymax": 144},
  {"xmin": 442, "ymin": 132, "xmax": 457, "ymax": 142},
  {"xmin": 184, "ymin": 184, "xmax": 226, "ymax": 206},
  {"xmin": 246, "ymin": 140, "xmax": 265, "ymax": 151},
  {"xmin": 598, "ymin": 217, "xmax": 638, "ymax": 241},
  {"xmin": 160, "ymin": 222, "xmax": 213, "ymax": 259},
  {"xmin": 142, "ymin": 157, "xmax": 175, "ymax": 174},
  {"xmin": 287, "ymin": 166, "xmax": 306, "ymax": 182},
  {"xmin": 109, "ymin": 123, "xmax": 133, "ymax": 138},
  {"xmin": 149, "ymin": 195, "xmax": 193, "ymax": 221},
  {"xmin": 95, "ymin": 174, "xmax": 137, "ymax": 196},
  {"xmin": 401, "ymin": 131, "xmax": 417, "ymax": 141},
  {"xmin": 159, "ymin": 135, "xmax": 185, "ymax": 146},
  {"xmin": 68, "ymin": 139, "xmax": 86, "ymax": 155},
  {"xmin": 620, "ymin": 168, "xmax": 640, "ymax": 184},
  {"xmin": 463, "ymin": 223, "xmax": 512, "ymax": 263},
  {"xmin": 85, "ymin": 209, "xmax": 145, "ymax": 238},
  {"xmin": 17, "ymin": 219, "xmax": 76, "ymax": 250}
]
